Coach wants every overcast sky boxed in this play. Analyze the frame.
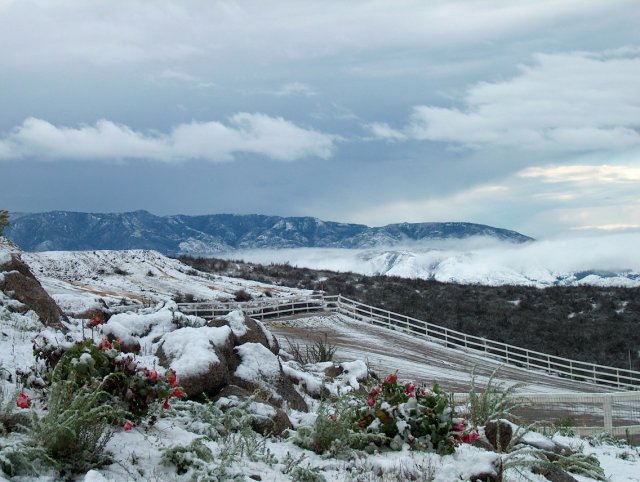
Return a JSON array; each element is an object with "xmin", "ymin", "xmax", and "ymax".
[{"xmin": 1, "ymin": 0, "xmax": 639, "ymax": 238}]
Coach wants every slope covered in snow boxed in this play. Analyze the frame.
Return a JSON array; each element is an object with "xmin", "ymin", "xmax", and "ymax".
[{"xmin": 22, "ymin": 249, "xmax": 310, "ymax": 313}]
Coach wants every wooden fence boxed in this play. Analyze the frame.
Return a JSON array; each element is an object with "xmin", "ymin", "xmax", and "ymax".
[
  {"xmin": 177, "ymin": 293, "xmax": 326, "ymax": 320},
  {"xmin": 329, "ymin": 295, "xmax": 640, "ymax": 391}
]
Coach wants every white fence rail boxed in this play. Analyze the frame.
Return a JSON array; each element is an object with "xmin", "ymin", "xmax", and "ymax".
[
  {"xmin": 329, "ymin": 295, "xmax": 640, "ymax": 391},
  {"xmin": 177, "ymin": 294, "xmax": 326, "ymax": 320},
  {"xmin": 452, "ymin": 392, "xmax": 640, "ymax": 439},
  {"xmin": 178, "ymin": 293, "xmax": 640, "ymax": 390}
]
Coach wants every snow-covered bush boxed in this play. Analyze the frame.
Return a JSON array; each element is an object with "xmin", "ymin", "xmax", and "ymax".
[
  {"xmin": 163, "ymin": 399, "xmax": 277, "ymax": 480},
  {"xmin": 30, "ymin": 367, "xmax": 123, "ymax": 473},
  {"xmin": 294, "ymin": 394, "xmax": 383, "ymax": 456},
  {"xmin": 356, "ymin": 373, "xmax": 470, "ymax": 454},
  {"xmin": 36, "ymin": 338, "xmax": 185, "ymax": 419}
]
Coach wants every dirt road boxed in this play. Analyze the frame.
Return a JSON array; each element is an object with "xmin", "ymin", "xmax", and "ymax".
[{"xmin": 265, "ymin": 312, "xmax": 615, "ymax": 394}]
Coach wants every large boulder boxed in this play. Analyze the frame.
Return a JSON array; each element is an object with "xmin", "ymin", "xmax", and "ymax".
[
  {"xmin": 0, "ymin": 248, "xmax": 67, "ymax": 330},
  {"xmin": 156, "ymin": 325, "xmax": 236, "ymax": 398},
  {"xmin": 231, "ymin": 342, "xmax": 308, "ymax": 411},
  {"xmin": 208, "ymin": 310, "xmax": 280, "ymax": 354},
  {"xmin": 157, "ymin": 310, "xmax": 307, "ymax": 412},
  {"xmin": 214, "ymin": 387, "xmax": 292, "ymax": 436}
]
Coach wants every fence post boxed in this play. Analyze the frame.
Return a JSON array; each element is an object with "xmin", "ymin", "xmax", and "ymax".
[{"xmin": 603, "ymin": 395, "xmax": 613, "ymax": 433}]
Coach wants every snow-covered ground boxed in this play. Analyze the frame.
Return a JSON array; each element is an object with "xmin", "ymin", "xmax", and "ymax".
[
  {"xmin": 264, "ymin": 313, "xmax": 619, "ymax": 394},
  {"xmin": 1, "ymin": 244, "xmax": 639, "ymax": 480},
  {"xmin": 22, "ymin": 249, "xmax": 311, "ymax": 313}
]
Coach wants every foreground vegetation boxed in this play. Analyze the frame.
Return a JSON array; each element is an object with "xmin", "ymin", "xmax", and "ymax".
[{"xmin": 178, "ymin": 256, "xmax": 640, "ymax": 371}]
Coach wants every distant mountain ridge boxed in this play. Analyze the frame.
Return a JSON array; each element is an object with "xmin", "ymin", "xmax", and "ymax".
[{"xmin": 7, "ymin": 210, "xmax": 533, "ymax": 254}]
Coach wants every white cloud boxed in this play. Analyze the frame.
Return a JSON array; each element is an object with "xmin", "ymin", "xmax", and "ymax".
[
  {"xmin": 152, "ymin": 69, "xmax": 215, "ymax": 89},
  {"xmin": 1, "ymin": 1, "xmax": 631, "ymax": 67},
  {"xmin": 519, "ymin": 165, "xmax": 640, "ymax": 183},
  {"xmin": 0, "ymin": 114, "xmax": 335, "ymax": 163},
  {"xmin": 217, "ymin": 232, "xmax": 640, "ymax": 285},
  {"xmin": 347, "ymin": 184, "xmax": 512, "ymax": 227},
  {"xmin": 365, "ymin": 122, "xmax": 407, "ymax": 141},
  {"xmin": 270, "ymin": 82, "xmax": 317, "ymax": 97},
  {"xmin": 373, "ymin": 50, "xmax": 640, "ymax": 151}
]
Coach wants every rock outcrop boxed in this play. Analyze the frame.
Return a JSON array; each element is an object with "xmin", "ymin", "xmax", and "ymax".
[
  {"xmin": 0, "ymin": 237, "xmax": 67, "ymax": 330},
  {"xmin": 156, "ymin": 309, "xmax": 311, "ymax": 427}
]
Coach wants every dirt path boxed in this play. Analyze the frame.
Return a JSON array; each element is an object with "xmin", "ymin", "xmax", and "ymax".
[{"xmin": 265, "ymin": 313, "xmax": 615, "ymax": 394}]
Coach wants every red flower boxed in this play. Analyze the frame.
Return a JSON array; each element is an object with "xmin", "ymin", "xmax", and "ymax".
[
  {"xmin": 148, "ymin": 369, "xmax": 158, "ymax": 381},
  {"xmin": 163, "ymin": 397, "xmax": 171, "ymax": 410},
  {"xmin": 460, "ymin": 432, "xmax": 480, "ymax": 443},
  {"xmin": 165, "ymin": 369, "xmax": 178, "ymax": 387},
  {"xmin": 172, "ymin": 388, "xmax": 184, "ymax": 398},
  {"xmin": 16, "ymin": 393, "xmax": 31, "ymax": 409},
  {"xmin": 366, "ymin": 398, "xmax": 376, "ymax": 407},
  {"xmin": 404, "ymin": 383, "xmax": 416, "ymax": 394},
  {"xmin": 98, "ymin": 338, "xmax": 113, "ymax": 350},
  {"xmin": 385, "ymin": 373, "xmax": 398, "ymax": 383},
  {"xmin": 87, "ymin": 316, "xmax": 104, "ymax": 328},
  {"xmin": 123, "ymin": 420, "xmax": 135, "ymax": 431}
]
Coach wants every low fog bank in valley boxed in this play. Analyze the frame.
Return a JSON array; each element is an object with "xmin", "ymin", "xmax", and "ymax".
[{"xmin": 216, "ymin": 233, "xmax": 640, "ymax": 287}]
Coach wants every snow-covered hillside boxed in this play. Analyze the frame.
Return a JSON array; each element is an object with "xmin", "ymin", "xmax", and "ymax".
[
  {"xmin": 21, "ymin": 249, "xmax": 310, "ymax": 315},
  {"xmin": 223, "ymin": 233, "xmax": 640, "ymax": 287}
]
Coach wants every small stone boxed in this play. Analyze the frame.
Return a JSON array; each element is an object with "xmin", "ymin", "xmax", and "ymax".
[
  {"xmin": 531, "ymin": 465, "xmax": 579, "ymax": 482},
  {"xmin": 484, "ymin": 420, "xmax": 513, "ymax": 452}
]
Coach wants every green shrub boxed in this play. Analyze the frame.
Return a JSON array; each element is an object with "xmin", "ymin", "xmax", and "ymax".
[
  {"xmin": 30, "ymin": 368, "xmax": 123, "ymax": 474},
  {"xmin": 356, "ymin": 373, "xmax": 465, "ymax": 454},
  {"xmin": 285, "ymin": 334, "xmax": 338, "ymax": 365},
  {"xmin": 467, "ymin": 366, "xmax": 526, "ymax": 426},
  {"xmin": 0, "ymin": 388, "xmax": 52, "ymax": 477},
  {"xmin": 162, "ymin": 438, "xmax": 214, "ymax": 476},
  {"xmin": 163, "ymin": 399, "xmax": 277, "ymax": 481},
  {"xmin": 505, "ymin": 445, "xmax": 606, "ymax": 481},
  {"xmin": 35, "ymin": 338, "xmax": 184, "ymax": 419},
  {"xmin": 293, "ymin": 394, "xmax": 380, "ymax": 456},
  {"xmin": 0, "ymin": 432, "xmax": 52, "ymax": 477},
  {"xmin": 295, "ymin": 373, "xmax": 476, "ymax": 456}
]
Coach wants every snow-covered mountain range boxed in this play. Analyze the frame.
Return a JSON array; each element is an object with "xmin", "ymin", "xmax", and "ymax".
[{"xmin": 7, "ymin": 210, "xmax": 532, "ymax": 253}]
